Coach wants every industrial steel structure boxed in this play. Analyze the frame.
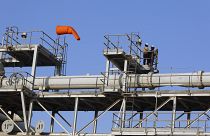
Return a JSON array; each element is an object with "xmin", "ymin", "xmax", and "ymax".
[{"xmin": 0, "ymin": 26, "xmax": 209, "ymax": 135}]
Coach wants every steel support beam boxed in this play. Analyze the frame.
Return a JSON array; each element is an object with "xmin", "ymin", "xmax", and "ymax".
[
  {"xmin": 31, "ymin": 45, "xmax": 38, "ymax": 90},
  {"xmin": 105, "ymin": 60, "xmax": 110, "ymax": 86},
  {"xmin": 36, "ymin": 100, "xmax": 70, "ymax": 135},
  {"xmin": 72, "ymin": 97, "xmax": 79, "ymax": 136},
  {"xmin": 20, "ymin": 91, "xmax": 28, "ymax": 132},
  {"xmin": 134, "ymin": 97, "xmax": 173, "ymax": 128},
  {"xmin": 186, "ymin": 107, "xmax": 210, "ymax": 128},
  {"xmin": 115, "ymin": 100, "xmax": 124, "ymax": 128},
  {"xmin": 171, "ymin": 97, "xmax": 177, "ymax": 132},
  {"xmin": 57, "ymin": 112, "xmax": 72, "ymax": 129},
  {"xmin": 120, "ymin": 98, "xmax": 126, "ymax": 128},
  {"xmin": 187, "ymin": 112, "xmax": 191, "ymax": 128},
  {"xmin": 204, "ymin": 113, "xmax": 210, "ymax": 120},
  {"xmin": 93, "ymin": 111, "xmax": 98, "ymax": 134},
  {"xmin": 50, "ymin": 111, "xmax": 55, "ymax": 133},
  {"xmin": 175, "ymin": 112, "xmax": 185, "ymax": 121},
  {"xmin": 122, "ymin": 60, "xmax": 128, "ymax": 92},
  {"xmin": 27, "ymin": 100, "xmax": 34, "ymax": 133},
  {"xmin": 77, "ymin": 99, "xmax": 122, "ymax": 135},
  {"xmin": 139, "ymin": 112, "xmax": 143, "ymax": 128},
  {"xmin": 0, "ymin": 107, "xmax": 24, "ymax": 134}
]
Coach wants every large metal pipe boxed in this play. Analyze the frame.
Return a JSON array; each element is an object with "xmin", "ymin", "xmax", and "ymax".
[
  {"xmin": 128, "ymin": 71, "xmax": 209, "ymax": 89},
  {"xmin": 1, "ymin": 71, "xmax": 210, "ymax": 90}
]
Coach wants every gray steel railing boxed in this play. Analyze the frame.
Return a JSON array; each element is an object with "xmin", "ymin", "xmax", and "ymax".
[
  {"xmin": 4, "ymin": 71, "xmax": 35, "ymax": 90},
  {"xmin": 1, "ymin": 27, "xmax": 67, "ymax": 63},
  {"xmin": 112, "ymin": 111, "xmax": 210, "ymax": 133}
]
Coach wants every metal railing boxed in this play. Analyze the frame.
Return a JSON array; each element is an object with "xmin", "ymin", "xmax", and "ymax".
[
  {"xmin": 101, "ymin": 71, "xmax": 121, "ymax": 92},
  {"xmin": 4, "ymin": 71, "xmax": 35, "ymax": 90},
  {"xmin": 1, "ymin": 27, "xmax": 67, "ymax": 63},
  {"xmin": 112, "ymin": 111, "xmax": 210, "ymax": 133},
  {"xmin": 104, "ymin": 33, "xmax": 141, "ymax": 58},
  {"xmin": 1, "ymin": 27, "xmax": 68, "ymax": 75},
  {"xmin": 104, "ymin": 33, "xmax": 158, "ymax": 73}
]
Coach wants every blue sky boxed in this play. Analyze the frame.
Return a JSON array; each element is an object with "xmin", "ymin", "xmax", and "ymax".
[
  {"xmin": 1, "ymin": 0, "xmax": 210, "ymax": 75},
  {"xmin": 1, "ymin": 0, "xmax": 210, "ymax": 133}
]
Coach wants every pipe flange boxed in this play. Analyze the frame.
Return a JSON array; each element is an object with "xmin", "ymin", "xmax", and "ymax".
[
  {"xmin": 119, "ymin": 74, "xmax": 123, "ymax": 88},
  {"xmin": 136, "ymin": 74, "xmax": 141, "ymax": 87},
  {"xmin": 148, "ymin": 72, "xmax": 155, "ymax": 90},
  {"xmin": 198, "ymin": 70, "xmax": 204, "ymax": 89}
]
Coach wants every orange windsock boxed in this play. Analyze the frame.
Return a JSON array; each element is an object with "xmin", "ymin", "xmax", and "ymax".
[{"xmin": 56, "ymin": 26, "xmax": 80, "ymax": 40}]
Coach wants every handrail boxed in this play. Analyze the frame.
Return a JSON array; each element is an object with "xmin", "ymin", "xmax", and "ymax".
[
  {"xmin": 5, "ymin": 71, "xmax": 36, "ymax": 90},
  {"xmin": 126, "ymin": 34, "xmax": 141, "ymax": 51},
  {"xmin": 103, "ymin": 33, "xmax": 159, "ymax": 71},
  {"xmin": 4, "ymin": 33, "xmax": 21, "ymax": 45},
  {"xmin": 40, "ymin": 37, "xmax": 56, "ymax": 51},
  {"xmin": 1, "ymin": 27, "xmax": 68, "ymax": 75},
  {"xmin": 104, "ymin": 36, "xmax": 118, "ymax": 49},
  {"xmin": 4, "ymin": 30, "xmax": 64, "ymax": 47},
  {"xmin": 112, "ymin": 111, "xmax": 210, "ymax": 132}
]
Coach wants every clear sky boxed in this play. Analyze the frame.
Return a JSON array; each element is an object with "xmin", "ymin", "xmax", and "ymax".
[{"xmin": 1, "ymin": 0, "xmax": 210, "ymax": 133}]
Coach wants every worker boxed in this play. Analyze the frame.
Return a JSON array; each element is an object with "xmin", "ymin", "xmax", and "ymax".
[
  {"xmin": 148, "ymin": 46, "xmax": 155, "ymax": 66},
  {"xmin": 154, "ymin": 48, "xmax": 158, "ymax": 69},
  {"xmin": 136, "ymin": 38, "xmax": 142, "ymax": 46},
  {"xmin": 143, "ymin": 43, "xmax": 149, "ymax": 65}
]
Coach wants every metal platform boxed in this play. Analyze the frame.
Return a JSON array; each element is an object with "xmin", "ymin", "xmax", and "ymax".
[
  {"xmin": 112, "ymin": 128, "xmax": 207, "ymax": 135},
  {"xmin": 0, "ymin": 44, "xmax": 61, "ymax": 67},
  {"xmin": 30, "ymin": 90, "xmax": 210, "ymax": 111},
  {"xmin": 0, "ymin": 89, "xmax": 210, "ymax": 135},
  {"xmin": 103, "ymin": 48, "xmax": 152, "ymax": 74},
  {"xmin": 1, "ymin": 89, "xmax": 210, "ymax": 111}
]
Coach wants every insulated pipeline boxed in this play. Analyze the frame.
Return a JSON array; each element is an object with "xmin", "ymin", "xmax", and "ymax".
[
  {"xmin": 1, "ymin": 71, "xmax": 210, "ymax": 90},
  {"xmin": 128, "ymin": 71, "xmax": 208, "ymax": 89}
]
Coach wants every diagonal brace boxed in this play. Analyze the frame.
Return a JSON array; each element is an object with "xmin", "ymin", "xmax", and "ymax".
[
  {"xmin": 186, "ymin": 107, "xmax": 210, "ymax": 128},
  {"xmin": 76, "ymin": 98, "xmax": 122, "ymax": 135},
  {"xmin": 134, "ymin": 97, "xmax": 174, "ymax": 128},
  {"xmin": 36, "ymin": 100, "xmax": 71, "ymax": 135},
  {"xmin": 0, "ymin": 107, "xmax": 24, "ymax": 134}
]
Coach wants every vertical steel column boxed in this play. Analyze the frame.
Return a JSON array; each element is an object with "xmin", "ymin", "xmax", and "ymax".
[
  {"xmin": 93, "ymin": 111, "xmax": 98, "ymax": 134},
  {"xmin": 0, "ymin": 52, "xmax": 3, "ymax": 59},
  {"xmin": 27, "ymin": 100, "xmax": 34, "ymax": 132},
  {"xmin": 121, "ymin": 98, "xmax": 126, "ymax": 128},
  {"xmin": 122, "ymin": 60, "xmax": 128, "ymax": 92},
  {"xmin": 105, "ymin": 60, "xmax": 110, "ymax": 86},
  {"xmin": 187, "ymin": 112, "xmax": 191, "ymax": 128},
  {"xmin": 171, "ymin": 97, "xmax": 177, "ymax": 131},
  {"xmin": 20, "ymin": 91, "xmax": 28, "ymax": 132},
  {"xmin": 31, "ymin": 45, "xmax": 38, "ymax": 84},
  {"xmin": 55, "ymin": 66, "xmax": 61, "ymax": 76},
  {"xmin": 73, "ymin": 97, "xmax": 79, "ymax": 135},
  {"xmin": 139, "ymin": 112, "xmax": 143, "ymax": 128},
  {"xmin": 50, "ymin": 111, "xmax": 56, "ymax": 133},
  {"xmin": 27, "ymin": 37, "xmax": 38, "ymax": 134}
]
